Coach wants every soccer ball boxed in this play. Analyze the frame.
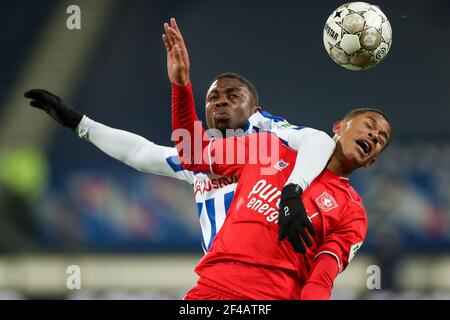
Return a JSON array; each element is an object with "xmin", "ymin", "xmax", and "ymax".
[{"xmin": 323, "ymin": 2, "xmax": 392, "ymax": 70}]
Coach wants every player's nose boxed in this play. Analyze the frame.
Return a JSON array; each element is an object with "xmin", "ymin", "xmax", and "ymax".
[
  {"xmin": 215, "ymin": 96, "xmax": 229, "ymax": 108},
  {"xmin": 368, "ymin": 131, "xmax": 380, "ymax": 145}
]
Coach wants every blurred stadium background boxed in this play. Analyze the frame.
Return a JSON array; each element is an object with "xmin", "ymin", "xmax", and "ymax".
[{"xmin": 0, "ymin": 0, "xmax": 449, "ymax": 299}]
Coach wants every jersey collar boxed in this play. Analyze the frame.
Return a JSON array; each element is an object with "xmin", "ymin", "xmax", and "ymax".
[{"xmin": 322, "ymin": 169, "xmax": 350, "ymax": 186}]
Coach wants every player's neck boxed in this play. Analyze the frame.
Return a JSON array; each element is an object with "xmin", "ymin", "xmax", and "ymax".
[{"xmin": 327, "ymin": 155, "xmax": 352, "ymax": 178}]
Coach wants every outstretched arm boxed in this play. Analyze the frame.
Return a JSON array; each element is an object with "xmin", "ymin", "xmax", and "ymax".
[
  {"xmin": 77, "ymin": 116, "xmax": 194, "ymax": 182},
  {"xmin": 24, "ymin": 89, "xmax": 194, "ymax": 183},
  {"xmin": 165, "ymin": 18, "xmax": 246, "ymax": 177}
]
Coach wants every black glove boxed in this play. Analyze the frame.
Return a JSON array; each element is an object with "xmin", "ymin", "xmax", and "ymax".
[
  {"xmin": 278, "ymin": 183, "xmax": 316, "ymax": 253},
  {"xmin": 24, "ymin": 89, "xmax": 82, "ymax": 131}
]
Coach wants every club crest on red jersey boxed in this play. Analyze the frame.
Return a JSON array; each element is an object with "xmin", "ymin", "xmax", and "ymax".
[{"xmin": 316, "ymin": 191, "xmax": 338, "ymax": 212}]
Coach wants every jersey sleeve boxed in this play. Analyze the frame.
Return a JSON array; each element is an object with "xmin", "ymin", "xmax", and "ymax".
[
  {"xmin": 246, "ymin": 110, "xmax": 306, "ymax": 145},
  {"xmin": 247, "ymin": 110, "xmax": 335, "ymax": 190},
  {"xmin": 301, "ymin": 253, "xmax": 339, "ymax": 300},
  {"xmin": 316, "ymin": 203, "xmax": 367, "ymax": 273},
  {"xmin": 77, "ymin": 116, "xmax": 195, "ymax": 184}
]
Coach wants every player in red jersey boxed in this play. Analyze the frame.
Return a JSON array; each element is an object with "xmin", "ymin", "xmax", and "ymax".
[
  {"xmin": 173, "ymin": 83, "xmax": 391, "ymax": 300},
  {"xmin": 167, "ymin": 20, "xmax": 392, "ymax": 300}
]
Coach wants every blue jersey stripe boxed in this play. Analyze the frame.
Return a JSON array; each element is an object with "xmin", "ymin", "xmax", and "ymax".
[
  {"xmin": 243, "ymin": 120, "xmax": 250, "ymax": 132},
  {"xmin": 205, "ymin": 198, "xmax": 217, "ymax": 251},
  {"xmin": 259, "ymin": 110, "xmax": 286, "ymax": 123},
  {"xmin": 165, "ymin": 155, "xmax": 184, "ymax": 173},
  {"xmin": 260, "ymin": 110, "xmax": 306, "ymax": 130},
  {"xmin": 224, "ymin": 191, "xmax": 234, "ymax": 215},
  {"xmin": 201, "ymin": 241, "xmax": 208, "ymax": 253},
  {"xmin": 290, "ymin": 125, "xmax": 306, "ymax": 130},
  {"xmin": 196, "ymin": 202, "xmax": 203, "ymax": 217},
  {"xmin": 196, "ymin": 202, "xmax": 208, "ymax": 252}
]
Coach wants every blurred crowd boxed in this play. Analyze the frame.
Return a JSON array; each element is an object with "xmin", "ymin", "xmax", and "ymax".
[{"xmin": 1, "ymin": 143, "xmax": 448, "ymax": 256}]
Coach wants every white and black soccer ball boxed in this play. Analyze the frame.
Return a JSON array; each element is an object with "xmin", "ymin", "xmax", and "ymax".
[{"xmin": 323, "ymin": 2, "xmax": 392, "ymax": 70}]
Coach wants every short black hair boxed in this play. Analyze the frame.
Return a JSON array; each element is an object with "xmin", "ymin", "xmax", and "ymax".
[
  {"xmin": 343, "ymin": 107, "xmax": 392, "ymax": 146},
  {"xmin": 214, "ymin": 72, "xmax": 259, "ymax": 105},
  {"xmin": 343, "ymin": 108, "xmax": 392, "ymax": 128}
]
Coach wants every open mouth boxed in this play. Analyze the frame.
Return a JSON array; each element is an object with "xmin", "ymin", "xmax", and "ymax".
[{"xmin": 355, "ymin": 139, "xmax": 372, "ymax": 155}]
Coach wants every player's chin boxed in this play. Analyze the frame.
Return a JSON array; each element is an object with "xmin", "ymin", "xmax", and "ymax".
[
  {"xmin": 214, "ymin": 120, "xmax": 232, "ymax": 133},
  {"xmin": 356, "ymin": 155, "xmax": 374, "ymax": 168},
  {"xmin": 346, "ymin": 152, "xmax": 366, "ymax": 168}
]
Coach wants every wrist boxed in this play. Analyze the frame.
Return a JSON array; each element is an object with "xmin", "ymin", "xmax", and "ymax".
[
  {"xmin": 65, "ymin": 109, "xmax": 83, "ymax": 131},
  {"xmin": 171, "ymin": 81, "xmax": 191, "ymax": 89},
  {"xmin": 282, "ymin": 183, "xmax": 303, "ymax": 199},
  {"xmin": 70, "ymin": 113, "xmax": 83, "ymax": 132},
  {"xmin": 76, "ymin": 115, "xmax": 90, "ymax": 137},
  {"xmin": 286, "ymin": 177, "xmax": 308, "ymax": 191}
]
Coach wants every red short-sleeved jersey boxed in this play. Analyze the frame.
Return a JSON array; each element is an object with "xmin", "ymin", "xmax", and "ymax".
[{"xmin": 190, "ymin": 134, "xmax": 367, "ymax": 300}]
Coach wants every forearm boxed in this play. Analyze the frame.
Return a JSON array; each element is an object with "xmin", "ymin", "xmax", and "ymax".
[
  {"xmin": 287, "ymin": 130, "xmax": 335, "ymax": 190},
  {"xmin": 171, "ymin": 82, "xmax": 210, "ymax": 171},
  {"xmin": 301, "ymin": 253, "xmax": 339, "ymax": 300},
  {"xmin": 77, "ymin": 116, "xmax": 179, "ymax": 177}
]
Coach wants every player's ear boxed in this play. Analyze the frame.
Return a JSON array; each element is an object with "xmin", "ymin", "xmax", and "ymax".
[
  {"xmin": 332, "ymin": 120, "xmax": 343, "ymax": 134},
  {"xmin": 364, "ymin": 157, "xmax": 376, "ymax": 168},
  {"xmin": 251, "ymin": 105, "xmax": 261, "ymax": 114}
]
